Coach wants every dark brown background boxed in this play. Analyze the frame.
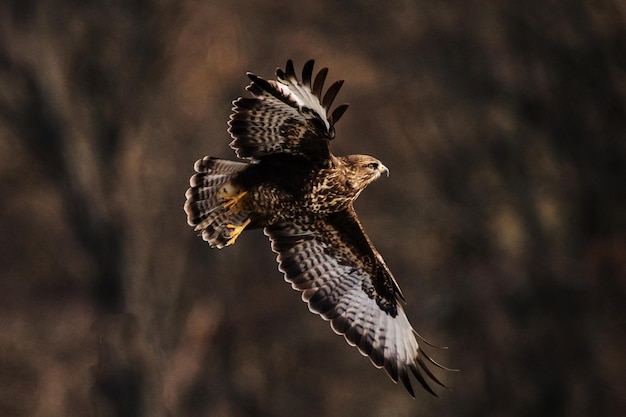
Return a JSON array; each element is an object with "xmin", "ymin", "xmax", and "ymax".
[{"xmin": 1, "ymin": 1, "xmax": 624, "ymax": 416}]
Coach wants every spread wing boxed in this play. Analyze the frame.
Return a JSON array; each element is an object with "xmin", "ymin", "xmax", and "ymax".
[
  {"xmin": 264, "ymin": 207, "xmax": 447, "ymax": 397},
  {"xmin": 228, "ymin": 59, "xmax": 349, "ymax": 161}
]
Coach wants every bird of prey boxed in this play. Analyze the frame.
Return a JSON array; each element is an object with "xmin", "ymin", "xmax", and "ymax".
[{"xmin": 184, "ymin": 59, "xmax": 450, "ymax": 396}]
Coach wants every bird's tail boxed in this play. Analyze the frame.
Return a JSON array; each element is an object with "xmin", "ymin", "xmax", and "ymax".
[{"xmin": 185, "ymin": 157, "xmax": 253, "ymax": 248}]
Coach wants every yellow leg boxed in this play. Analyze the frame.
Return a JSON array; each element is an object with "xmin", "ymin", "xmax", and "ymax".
[
  {"xmin": 225, "ymin": 218, "xmax": 252, "ymax": 246},
  {"xmin": 222, "ymin": 191, "xmax": 248, "ymax": 213}
]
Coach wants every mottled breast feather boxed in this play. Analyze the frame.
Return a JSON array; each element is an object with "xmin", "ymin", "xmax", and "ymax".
[{"xmin": 185, "ymin": 60, "xmax": 451, "ymax": 397}]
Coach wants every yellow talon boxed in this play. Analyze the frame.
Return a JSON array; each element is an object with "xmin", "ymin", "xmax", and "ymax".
[
  {"xmin": 225, "ymin": 218, "xmax": 252, "ymax": 246},
  {"xmin": 223, "ymin": 191, "xmax": 248, "ymax": 212}
]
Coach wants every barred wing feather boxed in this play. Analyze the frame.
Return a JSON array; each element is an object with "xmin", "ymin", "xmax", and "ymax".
[
  {"xmin": 228, "ymin": 60, "xmax": 349, "ymax": 161},
  {"xmin": 264, "ymin": 209, "xmax": 446, "ymax": 397}
]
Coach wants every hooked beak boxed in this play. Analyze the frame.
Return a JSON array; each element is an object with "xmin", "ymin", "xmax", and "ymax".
[{"xmin": 379, "ymin": 164, "xmax": 389, "ymax": 177}]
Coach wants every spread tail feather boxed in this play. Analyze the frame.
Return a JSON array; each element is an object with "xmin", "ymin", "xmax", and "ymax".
[{"xmin": 184, "ymin": 157, "xmax": 252, "ymax": 248}]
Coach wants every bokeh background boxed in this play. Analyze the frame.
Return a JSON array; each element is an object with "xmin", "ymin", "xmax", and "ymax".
[{"xmin": 1, "ymin": 1, "xmax": 624, "ymax": 416}]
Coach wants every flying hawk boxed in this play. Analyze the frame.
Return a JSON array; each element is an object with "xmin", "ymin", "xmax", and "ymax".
[{"xmin": 184, "ymin": 59, "xmax": 450, "ymax": 396}]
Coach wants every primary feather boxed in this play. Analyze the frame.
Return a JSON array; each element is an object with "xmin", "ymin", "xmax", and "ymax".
[{"xmin": 185, "ymin": 60, "xmax": 451, "ymax": 397}]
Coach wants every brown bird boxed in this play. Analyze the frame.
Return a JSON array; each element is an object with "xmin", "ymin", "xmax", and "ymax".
[{"xmin": 184, "ymin": 59, "xmax": 450, "ymax": 397}]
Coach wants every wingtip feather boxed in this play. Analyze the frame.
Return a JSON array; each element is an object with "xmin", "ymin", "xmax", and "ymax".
[
  {"xmin": 322, "ymin": 80, "xmax": 344, "ymax": 111},
  {"xmin": 302, "ymin": 59, "xmax": 315, "ymax": 87},
  {"xmin": 330, "ymin": 104, "xmax": 349, "ymax": 125},
  {"xmin": 312, "ymin": 67, "xmax": 328, "ymax": 98},
  {"xmin": 285, "ymin": 59, "xmax": 296, "ymax": 79}
]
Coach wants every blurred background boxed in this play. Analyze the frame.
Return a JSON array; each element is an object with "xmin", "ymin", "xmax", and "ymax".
[{"xmin": 1, "ymin": 1, "xmax": 624, "ymax": 416}]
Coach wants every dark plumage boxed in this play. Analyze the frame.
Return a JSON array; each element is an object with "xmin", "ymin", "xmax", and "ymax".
[{"xmin": 184, "ymin": 60, "xmax": 451, "ymax": 396}]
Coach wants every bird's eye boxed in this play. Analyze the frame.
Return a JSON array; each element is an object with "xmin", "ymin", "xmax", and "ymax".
[{"xmin": 366, "ymin": 162, "xmax": 379, "ymax": 170}]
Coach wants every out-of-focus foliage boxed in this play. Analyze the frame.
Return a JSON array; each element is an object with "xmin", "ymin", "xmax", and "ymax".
[{"xmin": 0, "ymin": 1, "xmax": 624, "ymax": 416}]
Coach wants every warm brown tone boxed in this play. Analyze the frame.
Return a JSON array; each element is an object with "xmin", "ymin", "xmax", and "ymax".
[
  {"xmin": 0, "ymin": 1, "xmax": 624, "ymax": 417},
  {"xmin": 185, "ymin": 60, "xmax": 448, "ymax": 397}
]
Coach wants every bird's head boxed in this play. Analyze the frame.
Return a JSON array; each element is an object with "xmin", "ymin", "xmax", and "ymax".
[{"xmin": 335, "ymin": 154, "xmax": 389, "ymax": 197}]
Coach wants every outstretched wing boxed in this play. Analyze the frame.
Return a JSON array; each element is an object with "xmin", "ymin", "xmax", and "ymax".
[
  {"xmin": 264, "ymin": 207, "xmax": 447, "ymax": 397},
  {"xmin": 228, "ymin": 60, "xmax": 349, "ymax": 161}
]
